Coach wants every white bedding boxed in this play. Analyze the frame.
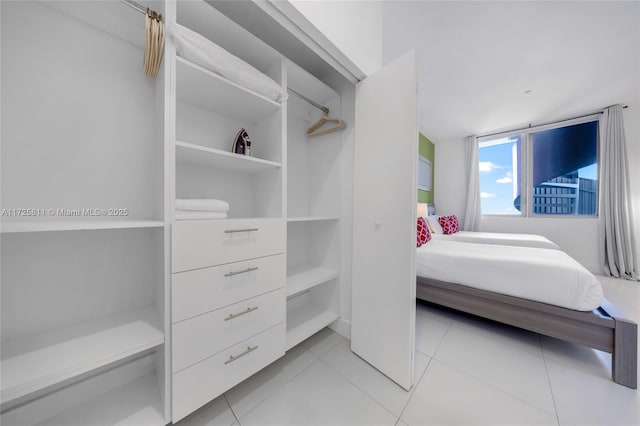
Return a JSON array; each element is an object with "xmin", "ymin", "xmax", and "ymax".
[
  {"xmin": 431, "ymin": 231, "xmax": 559, "ymax": 250},
  {"xmin": 416, "ymin": 239, "xmax": 603, "ymax": 311}
]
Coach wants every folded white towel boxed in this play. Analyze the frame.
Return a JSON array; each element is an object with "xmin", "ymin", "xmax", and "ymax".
[
  {"xmin": 176, "ymin": 211, "xmax": 228, "ymax": 220},
  {"xmin": 176, "ymin": 199, "xmax": 230, "ymax": 212}
]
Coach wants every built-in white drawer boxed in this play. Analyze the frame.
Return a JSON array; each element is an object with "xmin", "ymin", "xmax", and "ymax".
[
  {"xmin": 172, "ymin": 322, "xmax": 285, "ymax": 422},
  {"xmin": 172, "ymin": 254, "xmax": 285, "ymax": 322},
  {"xmin": 172, "ymin": 288, "xmax": 285, "ymax": 372},
  {"xmin": 172, "ymin": 219, "xmax": 285, "ymax": 272}
]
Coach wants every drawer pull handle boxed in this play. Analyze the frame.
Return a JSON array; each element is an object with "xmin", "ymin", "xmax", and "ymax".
[
  {"xmin": 224, "ymin": 345, "xmax": 258, "ymax": 365},
  {"xmin": 224, "ymin": 267, "xmax": 259, "ymax": 277},
  {"xmin": 224, "ymin": 306, "xmax": 258, "ymax": 321},
  {"xmin": 224, "ymin": 228, "xmax": 259, "ymax": 234}
]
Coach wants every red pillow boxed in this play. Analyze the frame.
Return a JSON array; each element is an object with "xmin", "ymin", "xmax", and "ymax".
[
  {"xmin": 438, "ymin": 215, "xmax": 459, "ymax": 235},
  {"xmin": 417, "ymin": 217, "xmax": 431, "ymax": 247}
]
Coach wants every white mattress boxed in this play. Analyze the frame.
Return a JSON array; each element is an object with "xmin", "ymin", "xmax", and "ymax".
[
  {"xmin": 431, "ymin": 231, "xmax": 559, "ymax": 250},
  {"xmin": 416, "ymin": 239, "xmax": 603, "ymax": 311}
]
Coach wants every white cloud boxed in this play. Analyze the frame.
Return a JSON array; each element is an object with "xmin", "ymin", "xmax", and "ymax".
[
  {"xmin": 479, "ymin": 161, "xmax": 501, "ymax": 173},
  {"xmin": 480, "ymin": 192, "xmax": 496, "ymax": 199},
  {"xmin": 496, "ymin": 172, "xmax": 513, "ymax": 184}
]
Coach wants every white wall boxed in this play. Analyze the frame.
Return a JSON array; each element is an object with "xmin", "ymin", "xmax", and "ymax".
[
  {"xmin": 433, "ymin": 140, "xmax": 466, "ymax": 217},
  {"xmin": 290, "ymin": 1, "xmax": 382, "ymax": 76},
  {"xmin": 434, "ymin": 107, "xmax": 640, "ymax": 274},
  {"xmin": 481, "ymin": 216, "xmax": 601, "ymax": 273}
]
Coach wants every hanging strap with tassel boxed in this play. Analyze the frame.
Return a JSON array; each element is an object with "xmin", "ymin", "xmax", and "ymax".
[{"xmin": 143, "ymin": 8, "xmax": 164, "ymax": 77}]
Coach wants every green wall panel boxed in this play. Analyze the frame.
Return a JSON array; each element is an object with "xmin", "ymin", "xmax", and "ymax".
[{"xmin": 418, "ymin": 133, "xmax": 434, "ymax": 203}]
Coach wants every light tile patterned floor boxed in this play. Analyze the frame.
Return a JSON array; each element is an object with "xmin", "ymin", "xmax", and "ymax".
[{"xmin": 176, "ymin": 275, "xmax": 640, "ymax": 426}]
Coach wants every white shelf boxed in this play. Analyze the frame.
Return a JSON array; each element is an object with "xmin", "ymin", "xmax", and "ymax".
[
  {"xmin": 176, "ymin": 141, "xmax": 282, "ymax": 173},
  {"xmin": 37, "ymin": 373, "xmax": 164, "ymax": 426},
  {"xmin": 287, "ymin": 217, "xmax": 339, "ymax": 223},
  {"xmin": 286, "ymin": 304, "xmax": 339, "ymax": 350},
  {"xmin": 286, "ymin": 265, "xmax": 338, "ymax": 298},
  {"xmin": 1, "ymin": 220, "xmax": 165, "ymax": 234},
  {"xmin": 1, "ymin": 306, "xmax": 164, "ymax": 405},
  {"xmin": 286, "ymin": 60, "xmax": 339, "ymax": 106},
  {"xmin": 176, "ymin": 57, "xmax": 281, "ymax": 123},
  {"xmin": 177, "ymin": 1, "xmax": 282, "ymax": 78}
]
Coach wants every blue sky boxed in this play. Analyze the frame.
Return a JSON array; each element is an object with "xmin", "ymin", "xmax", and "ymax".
[{"xmin": 479, "ymin": 137, "xmax": 520, "ymax": 215}]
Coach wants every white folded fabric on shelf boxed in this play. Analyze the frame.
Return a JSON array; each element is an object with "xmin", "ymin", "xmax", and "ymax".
[
  {"xmin": 170, "ymin": 23, "xmax": 287, "ymax": 102},
  {"xmin": 175, "ymin": 210, "xmax": 228, "ymax": 220},
  {"xmin": 176, "ymin": 199, "xmax": 230, "ymax": 212}
]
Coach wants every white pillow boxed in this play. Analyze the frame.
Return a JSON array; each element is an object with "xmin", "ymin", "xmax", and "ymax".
[{"xmin": 426, "ymin": 216, "xmax": 444, "ymax": 234}]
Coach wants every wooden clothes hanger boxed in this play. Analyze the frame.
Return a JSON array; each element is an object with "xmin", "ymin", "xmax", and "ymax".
[
  {"xmin": 289, "ymin": 89, "xmax": 346, "ymax": 137},
  {"xmin": 306, "ymin": 109, "xmax": 346, "ymax": 137}
]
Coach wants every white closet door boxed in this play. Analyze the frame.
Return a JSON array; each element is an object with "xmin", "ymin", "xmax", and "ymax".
[{"xmin": 351, "ymin": 50, "xmax": 418, "ymax": 390}]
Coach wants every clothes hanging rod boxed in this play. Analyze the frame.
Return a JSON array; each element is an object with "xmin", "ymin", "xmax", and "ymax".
[
  {"xmin": 476, "ymin": 104, "xmax": 628, "ymax": 139},
  {"xmin": 120, "ymin": 0, "xmax": 147, "ymax": 15},
  {"xmin": 120, "ymin": 0, "xmax": 162, "ymax": 20},
  {"xmin": 288, "ymin": 89, "xmax": 330, "ymax": 114}
]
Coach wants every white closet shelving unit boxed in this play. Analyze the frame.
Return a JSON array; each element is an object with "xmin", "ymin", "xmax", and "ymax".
[
  {"xmin": 173, "ymin": 1, "xmax": 285, "ymax": 221},
  {"xmin": 287, "ymin": 216, "xmax": 339, "ymax": 222},
  {"xmin": 286, "ymin": 265, "xmax": 340, "ymax": 298},
  {"xmin": 0, "ymin": 1, "xmax": 169, "ymax": 425},
  {"xmin": 176, "ymin": 57, "xmax": 281, "ymax": 120},
  {"xmin": 1, "ymin": 306, "xmax": 163, "ymax": 404},
  {"xmin": 176, "ymin": 141, "xmax": 282, "ymax": 173},
  {"xmin": 2, "ymin": 0, "xmax": 352, "ymax": 423},
  {"xmin": 169, "ymin": 2, "xmax": 289, "ymax": 422},
  {"xmin": 1, "ymin": 220, "xmax": 165, "ymax": 234},
  {"xmin": 284, "ymin": 61, "xmax": 342, "ymax": 350}
]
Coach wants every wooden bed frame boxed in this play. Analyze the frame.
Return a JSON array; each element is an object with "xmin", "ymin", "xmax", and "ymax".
[{"xmin": 416, "ymin": 276, "xmax": 638, "ymax": 389}]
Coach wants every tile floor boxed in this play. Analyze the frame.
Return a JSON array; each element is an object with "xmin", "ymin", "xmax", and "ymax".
[{"xmin": 176, "ymin": 275, "xmax": 639, "ymax": 426}]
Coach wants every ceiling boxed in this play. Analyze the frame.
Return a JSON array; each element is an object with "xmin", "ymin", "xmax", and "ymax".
[{"xmin": 381, "ymin": 1, "xmax": 640, "ymax": 143}]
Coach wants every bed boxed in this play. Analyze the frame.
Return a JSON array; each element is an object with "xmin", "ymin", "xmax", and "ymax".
[
  {"xmin": 420, "ymin": 203, "xmax": 559, "ymax": 249},
  {"xmin": 430, "ymin": 230, "xmax": 559, "ymax": 250},
  {"xmin": 415, "ymin": 239, "xmax": 638, "ymax": 389}
]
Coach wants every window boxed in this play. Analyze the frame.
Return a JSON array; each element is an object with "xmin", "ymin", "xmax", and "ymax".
[
  {"xmin": 418, "ymin": 155, "xmax": 432, "ymax": 191},
  {"xmin": 478, "ymin": 136, "xmax": 521, "ymax": 215},
  {"xmin": 479, "ymin": 120, "xmax": 598, "ymax": 216}
]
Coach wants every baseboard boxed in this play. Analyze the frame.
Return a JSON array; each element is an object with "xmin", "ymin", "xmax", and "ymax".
[{"xmin": 329, "ymin": 318, "xmax": 351, "ymax": 340}]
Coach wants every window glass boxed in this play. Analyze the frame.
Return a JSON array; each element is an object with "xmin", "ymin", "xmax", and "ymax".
[
  {"xmin": 478, "ymin": 135, "xmax": 521, "ymax": 215},
  {"xmin": 531, "ymin": 121, "xmax": 598, "ymax": 215}
]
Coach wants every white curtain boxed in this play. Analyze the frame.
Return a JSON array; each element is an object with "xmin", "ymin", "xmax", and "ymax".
[
  {"xmin": 463, "ymin": 136, "xmax": 481, "ymax": 231},
  {"xmin": 598, "ymin": 105, "xmax": 638, "ymax": 280}
]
